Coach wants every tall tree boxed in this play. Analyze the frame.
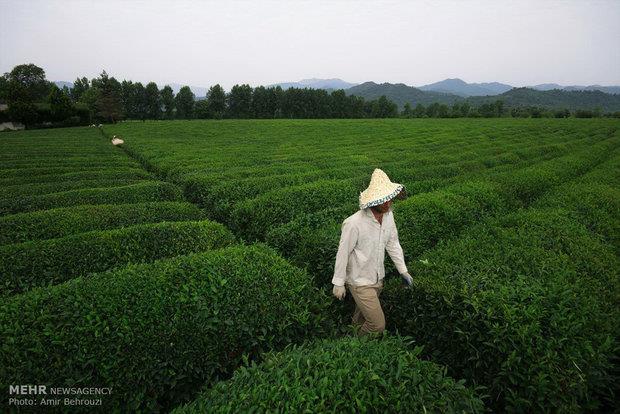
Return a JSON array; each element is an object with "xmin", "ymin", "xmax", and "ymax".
[
  {"xmin": 71, "ymin": 77, "xmax": 90, "ymax": 102},
  {"xmin": 375, "ymin": 95, "xmax": 398, "ymax": 118},
  {"xmin": 6, "ymin": 63, "xmax": 50, "ymax": 102},
  {"xmin": 413, "ymin": 103, "xmax": 426, "ymax": 118},
  {"xmin": 160, "ymin": 85, "xmax": 175, "ymax": 119},
  {"xmin": 226, "ymin": 84, "xmax": 252, "ymax": 118},
  {"xmin": 251, "ymin": 86, "xmax": 270, "ymax": 118},
  {"xmin": 330, "ymin": 90, "xmax": 349, "ymax": 118},
  {"xmin": 145, "ymin": 82, "xmax": 161, "ymax": 120},
  {"xmin": 459, "ymin": 102, "xmax": 471, "ymax": 117},
  {"xmin": 132, "ymin": 82, "xmax": 148, "ymax": 121},
  {"xmin": 194, "ymin": 99, "xmax": 209, "ymax": 119},
  {"xmin": 206, "ymin": 84, "xmax": 226, "ymax": 119},
  {"xmin": 3, "ymin": 64, "xmax": 52, "ymax": 125},
  {"xmin": 426, "ymin": 102, "xmax": 441, "ymax": 118},
  {"xmin": 120, "ymin": 80, "xmax": 134, "ymax": 118},
  {"xmin": 48, "ymin": 84, "xmax": 74, "ymax": 121},
  {"xmin": 92, "ymin": 71, "xmax": 122, "ymax": 123},
  {"xmin": 175, "ymin": 86, "xmax": 195, "ymax": 119},
  {"xmin": 402, "ymin": 102, "xmax": 412, "ymax": 118},
  {"xmin": 79, "ymin": 87, "xmax": 102, "ymax": 123}
]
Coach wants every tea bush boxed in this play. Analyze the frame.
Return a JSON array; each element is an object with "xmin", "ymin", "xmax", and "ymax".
[
  {"xmin": 1, "ymin": 178, "xmax": 144, "ymax": 199},
  {"xmin": 0, "ymin": 167, "xmax": 152, "ymax": 187},
  {"xmin": 382, "ymin": 208, "xmax": 620, "ymax": 412},
  {"xmin": 174, "ymin": 335, "xmax": 485, "ymax": 414},
  {"xmin": 0, "ymin": 201, "xmax": 205, "ymax": 245},
  {"xmin": 0, "ymin": 181, "xmax": 182, "ymax": 215},
  {"xmin": 230, "ymin": 178, "xmax": 363, "ymax": 241},
  {"xmin": 0, "ymin": 219, "xmax": 236, "ymax": 296},
  {"xmin": 0, "ymin": 244, "xmax": 333, "ymax": 412}
]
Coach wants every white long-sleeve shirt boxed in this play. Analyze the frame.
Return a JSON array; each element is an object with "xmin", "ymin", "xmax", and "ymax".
[{"xmin": 332, "ymin": 207, "xmax": 408, "ymax": 287}]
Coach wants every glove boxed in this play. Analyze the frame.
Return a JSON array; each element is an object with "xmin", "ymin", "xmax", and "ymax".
[
  {"xmin": 401, "ymin": 272, "xmax": 413, "ymax": 287},
  {"xmin": 332, "ymin": 284, "xmax": 346, "ymax": 300}
]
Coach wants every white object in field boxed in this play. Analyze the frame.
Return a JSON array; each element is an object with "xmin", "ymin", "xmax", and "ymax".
[
  {"xmin": 111, "ymin": 138, "xmax": 124, "ymax": 146},
  {"xmin": 0, "ymin": 122, "xmax": 25, "ymax": 131},
  {"xmin": 98, "ymin": 124, "xmax": 103, "ymax": 128}
]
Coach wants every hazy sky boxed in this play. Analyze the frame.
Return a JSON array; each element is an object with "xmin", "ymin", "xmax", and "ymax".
[{"xmin": 1, "ymin": 0, "xmax": 619, "ymax": 91}]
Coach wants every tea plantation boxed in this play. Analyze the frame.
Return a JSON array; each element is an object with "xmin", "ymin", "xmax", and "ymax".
[{"xmin": 1, "ymin": 118, "xmax": 618, "ymax": 412}]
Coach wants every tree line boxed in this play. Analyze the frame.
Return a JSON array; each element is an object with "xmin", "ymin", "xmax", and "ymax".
[{"xmin": 1, "ymin": 64, "xmax": 617, "ymax": 128}]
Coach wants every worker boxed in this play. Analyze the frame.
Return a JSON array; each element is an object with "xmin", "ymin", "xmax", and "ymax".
[{"xmin": 332, "ymin": 168, "xmax": 412, "ymax": 335}]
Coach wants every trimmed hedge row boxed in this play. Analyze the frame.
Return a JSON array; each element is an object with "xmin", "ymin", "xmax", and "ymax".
[
  {"xmin": 492, "ymin": 136, "xmax": 618, "ymax": 208},
  {"xmin": 0, "ymin": 165, "xmax": 133, "ymax": 178},
  {"xmin": 0, "ymin": 219, "xmax": 235, "ymax": 296},
  {"xmin": 186, "ymin": 164, "xmax": 389, "ymax": 223},
  {"xmin": 1, "ymin": 178, "xmax": 144, "ymax": 199},
  {"xmin": 183, "ymin": 136, "xmax": 581, "ymax": 227},
  {"xmin": 0, "ymin": 201, "xmax": 205, "ymax": 245},
  {"xmin": 0, "ymin": 244, "xmax": 333, "ymax": 412},
  {"xmin": 265, "ymin": 138, "xmax": 618, "ymax": 288},
  {"xmin": 230, "ymin": 178, "xmax": 364, "ymax": 241},
  {"xmin": 0, "ymin": 181, "xmax": 182, "ymax": 215},
  {"xmin": 532, "ymin": 150, "xmax": 620, "ymax": 254},
  {"xmin": 383, "ymin": 208, "xmax": 620, "ymax": 412},
  {"xmin": 266, "ymin": 205, "xmax": 354, "ymax": 283},
  {"xmin": 0, "ymin": 168, "xmax": 152, "ymax": 186},
  {"xmin": 174, "ymin": 335, "xmax": 485, "ymax": 413},
  {"xmin": 535, "ymin": 183, "xmax": 620, "ymax": 255},
  {"xmin": 396, "ymin": 180, "xmax": 509, "ymax": 257},
  {"xmin": 0, "ymin": 159, "xmax": 136, "ymax": 172}
]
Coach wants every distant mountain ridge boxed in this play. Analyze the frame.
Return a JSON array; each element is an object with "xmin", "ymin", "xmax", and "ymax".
[
  {"xmin": 345, "ymin": 82, "xmax": 462, "ymax": 107},
  {"xmin": 467, "ymin": 87, "xmax": 620, "ymax": 111},
  {"xmin": 529, "ymin": 83, "xmax": 620, "ymax": 95},
  {"xmin": 268, "ymin": 78, "xmax": 358, "ymax": 90},
  {"xmin": 347, "ymin": 82, "xmax": 620, "ymax": 111},
  {"xmin": 418, "ymin": 78, "xmax": 513, "ymax": 97}
]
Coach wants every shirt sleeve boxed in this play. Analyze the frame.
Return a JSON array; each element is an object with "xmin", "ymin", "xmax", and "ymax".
[
  {"xmin": 332, "ymin": 220, "xmax": 358, "ymax": 286},
  {"xmin": 386, "ymin": 216, "xmax": 408, "ymax": 275}
]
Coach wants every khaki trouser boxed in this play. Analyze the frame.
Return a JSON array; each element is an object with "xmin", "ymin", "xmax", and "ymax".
[{"xmin": 347, "ymin": 281, "xmax": 385, "ymax": 335}]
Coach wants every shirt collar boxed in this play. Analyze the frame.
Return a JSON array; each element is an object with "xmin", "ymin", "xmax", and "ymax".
[{"xmin": 363, "ymin": 207, "xmax": 390, "ymax": 225}]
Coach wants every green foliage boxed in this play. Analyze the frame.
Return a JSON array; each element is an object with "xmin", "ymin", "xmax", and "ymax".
[
  {"xmin": 0, "ymin": 201, "xmax": 205, "ymax": 245},
  {"xmin": 175, "ymin": 86, "xmax": 195, "ymax": 119},
  {"xmin": 4, "ymin": 63, "xmax": 50, "ymax": 102},
  {"xmin": 145, "ymin": 82, "xmax": 162, "ymax": 120},
  {"xmin": 0, "ymin": 219, "xmax": 236, "ymax": 296},
  {"xmin": 2, "ymin": 118, "xmax": 617, "ymax": 412},
  {"xmin": 396, "ymin": 180, "xmax": 508, "ymax": 257},
  {"xmin": 382, "ymin": 208, "xmax": 620, "ymax": 412},
  {"xmin": 226, "ymin": 84, "xmax": 252, "ymax": 118},
  {"xmin": 92, "ymin": 70, "xmax": 122, "ymax": 123},
  {"xmin": 78, "ymin": 85, "xmax": 102, "ymax": 123},
  {"xmin": 174, "ymin": 335, "xmax": 485, "ymax": 413},
  {"xmin": 492, "ymin": 137, "xmax": 617, "ymax": 208},
  {"xmin": 266, "ymin": 206, "xmax": 354, "ymax": 285},
  {"xmin": 48, "ymin": 84, "xmax": 75, "ymax": 121},
  {"xmin": 0, "ymin": 180, "xmax": 182, "ymax": 215},
  {"xmin": 230, "ymin": 178, "xmax": 362, "ymax": 241},
  {"xmin": 70, "ymin": 76, "xmax": 90, "ymax": 102},
  {"xmin": 160, "ymin": 85, "xmax": 175, "ymax": 119},
  {"xmin": 206, "ymin": 84, "xmax": 226, "ymax": 119},
  {"xmin": 0, "ymin": 244, "xmax": 333, "ymax": 412}
]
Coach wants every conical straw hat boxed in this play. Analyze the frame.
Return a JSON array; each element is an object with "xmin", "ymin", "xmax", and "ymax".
[{"xmin": 359, "ymin": 168, "xmax": 403, "ymax": 209}]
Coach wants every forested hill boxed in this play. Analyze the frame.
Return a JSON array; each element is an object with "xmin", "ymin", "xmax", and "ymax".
[
  {"xmin": 467, "ymin": 87, "xmax": 620, "ymax": 111},
  {"xmin": 345, "ymin": 82, "xmax": 462, "ymax": 107},
  {"xmin": 347, "ymin": 82, "xmax": 620, "ymax": 111}
]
